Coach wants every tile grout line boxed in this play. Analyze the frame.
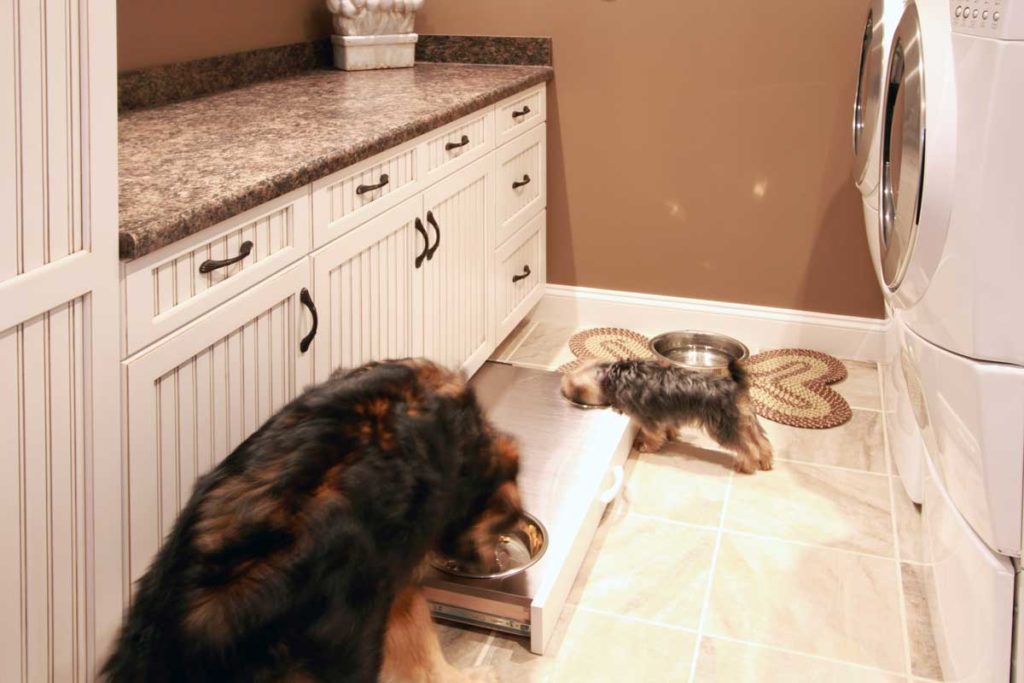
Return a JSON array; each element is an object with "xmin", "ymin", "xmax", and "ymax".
[
  {"xmin": 703, "ymin": 632, "xmax": 913, "ymax": 679},
  {"xmin": 773, "ymin": 455, "xmax": 890, "ymax": 478},
  {"xmin": 628, "ymin": 511, "xmax": 900, "ymax": 563},
  {"xmin": 472, "ymin": 631, "xmax": 497, "ymax": 668},
  {"xmin": 687, "ymin": 467, "xmax": 735, "ymax": 683},
  {"xmin": 575, "ymin": 605, "xmax": 700, "ymax": 635},
  {"xmin": 879, "ymin": 362, "xmax": 916, "ymax": 681}
]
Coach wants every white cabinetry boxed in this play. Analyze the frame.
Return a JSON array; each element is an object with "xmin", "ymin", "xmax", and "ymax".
[
  {"xmin": 123, "ymin": 262, "xmax": 314, "ymax": 585},
  {"xmin": 418, "ymin": 157, "xmax": 494, "ymax": 375},
  {"xmin": 0, "ymin": 0, "xmax": 121, "ymax": 678},
  {"xmin": 116, "ymin": 84, "xmax": 548, "ymax": 640}
]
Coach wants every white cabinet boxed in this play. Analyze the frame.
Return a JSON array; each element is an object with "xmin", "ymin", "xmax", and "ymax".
[
  {"xmin": 419, "ymin": 157, "xmax": 495, "ymax": 376},
  {"xmin": 495, "ymin": 212, "xmax": 547, "ymax": 339},
  {"xmin": 0, "ymin": 0, "xmax": 121, "ymax": 678},
  {"xmin": 122, "ymin": 261, "xmax": 314, "ymax": 586},
  {"xmin": 311, "ymin": 196, "xmax": 423, "ymax": 381}
]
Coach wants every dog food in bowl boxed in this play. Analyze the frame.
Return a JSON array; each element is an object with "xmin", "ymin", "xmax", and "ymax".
[
  {"xmin": 649, "ymin": 331, "xmax": 749, "ymax": 375},
  {"xmin": 431, "ymin": 511, "xmax": 548, "ymax": 580}
]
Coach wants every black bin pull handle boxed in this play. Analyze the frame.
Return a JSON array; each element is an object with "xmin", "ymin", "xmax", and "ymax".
[
  {"xmin": 414, "ymin": 218, "xmax": 430, "ymax": 269},
  {"xmin": 512, "ymin": 105, "xmax": 531, "ymax": 119},
  {"xmin": 445, "ymin": 135, "xmax": 470, "ymax": 151},
  {"xmin": 512, "ymin": 174, "xmax": 532, "ymax": 190},
  {"xmin": 425, "ymin": 211, "xmax": 441, "ymax": 261},
  {"xmin": 356, "ymin": 173, "xmax": 390, "ymax": 195},
  {"xmin": 199, "ymin": 240, "xmax": 253, "ymax": 274},
  {"xmin": 299, "ymin": 288, "xmax": 318, "ymax": 354},
  {"xmin": 512, "ymin": 265, "xmax": 532, "ymax": 283}
]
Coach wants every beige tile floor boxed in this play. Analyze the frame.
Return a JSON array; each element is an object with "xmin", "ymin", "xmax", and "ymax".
[{"xmin": 435, "ymin": 320, "xmax": 943, "ymax": 682}]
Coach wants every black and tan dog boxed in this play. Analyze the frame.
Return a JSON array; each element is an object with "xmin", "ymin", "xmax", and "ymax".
[
  {"xmin": 102, "ymin": 359, "xmax": 520, "ymax": 683},
  {"xmin": 562, "ymin": 358, "xmax": 774, "ymax": 474}
]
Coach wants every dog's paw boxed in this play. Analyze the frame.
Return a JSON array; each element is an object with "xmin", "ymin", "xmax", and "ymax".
[{"xmin": 733, "ymin": 458, "xmax": 757, "ymax": 475}]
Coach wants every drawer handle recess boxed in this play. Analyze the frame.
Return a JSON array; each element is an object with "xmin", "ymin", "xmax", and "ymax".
[
  {"xmin": 512, "ymin": 105, "xmax": 531, "ymax": 119},
  {"xmin": 415, "ymin": 218, "xmax": 430, "ymax": 269},
  {"xmin": 299, "ymin": 288, "xmax": 319, "ymax": 354},
  {"xmin": 599, "ymin": 466, "xmax": 625, "ymax": 504},
  {"xmin": 512, "ymin": 265, "xmax": 532, "ymax": 283},
  {"xmin": 425, "ymin": 211, "xmax": 442, "ymax": 261},
  {"xmin": 356, "ymin": 174, "xmax": 390, "ymax": 195},
  {"xmin": 199, "ymin": 240, "xmax": 254, "ymax": 274},
  {"xmin": 512, "ymin": 175, "xmax": 532, "ymax": 190},
  {"xmin": 445, "ymin": 135, "xmax": 471, "ymax": 151}
]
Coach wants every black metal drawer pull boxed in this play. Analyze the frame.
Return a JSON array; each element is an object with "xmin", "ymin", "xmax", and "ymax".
[
  {"xmin": 445, "ymin": 135, "xmax": 470, "ymax": 151},
  {"xmin": 199, "ymin": 240, "xmax": 253, "ymax": 274},
  {"xmin": 356, "ymin": 174, "xmax": 390, "ymax": 195},
  {"xmin": 425, "ymin": 212, "xmax": 441, "ymax": 261},
  {"xmin": 512, "ymin": 175, "xmax": 532, "ymax": 190},
  {"xmin": 512, "ymin": 265, "xmax": 532, "ymax": 283},
  {"xmin": 299, "ymin": 288, "xmax": 318, "ymax": 354},
  {"xmin": 415, "ymin": 218, "xmax": 430, "ymax": 269},
  {"xmin": 512, "ymin": 105, "xmax": 531, "ymax": 119}
]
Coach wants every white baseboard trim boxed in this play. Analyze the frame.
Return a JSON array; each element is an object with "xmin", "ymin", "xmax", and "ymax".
[{"xmin": 533, "ymin": 285, "xmax": 887, "ymax": 363}]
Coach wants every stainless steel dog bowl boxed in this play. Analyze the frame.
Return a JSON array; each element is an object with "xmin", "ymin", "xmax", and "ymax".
[
  {"xmin": 430, "ymin": 511, "xmax": 548, "ymax": 580},
  {"xmin": 649, "ymin": 331, "xmax": 749, "ymax": 375},
  {"xmin": 561, "ymin": 392, "xmax": 609, "ymax": 410}
]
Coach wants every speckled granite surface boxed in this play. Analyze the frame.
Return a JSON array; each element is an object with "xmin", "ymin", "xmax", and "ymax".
[
  {"xmin": 417, "ymin": 36, "xmax": 552, "ymax": 66},
  {"xmin": 119, "ymin": 63, "xmax": 552, "ymax": 260},
  {"xmin": 118, "ymin": 41, "xmax": 333, "ymax": 113}
]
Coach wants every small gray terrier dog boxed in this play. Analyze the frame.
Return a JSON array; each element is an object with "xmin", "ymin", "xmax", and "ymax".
[{"xmin": 561, "ymin": 359, "xmax": 774, "ymax": 474}]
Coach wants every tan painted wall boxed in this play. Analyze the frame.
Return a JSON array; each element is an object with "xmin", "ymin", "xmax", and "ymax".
[
  {"xmin": 117, "ymin": 0, "xmax": 331, "ymax": 71},
  {"xmin": 117, "ymin": 0, "xmax": 884, "ymax": 317}
]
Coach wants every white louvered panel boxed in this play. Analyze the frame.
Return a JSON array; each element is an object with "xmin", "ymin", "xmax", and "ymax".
[
  {"xmin": 423, "ymin": 109, "xmax": 494, "ymax": 183},
  {"xmin": 125, "ymin": 262, "xmax": 312, "ymax": 587},
  {"xmin": 0, "ymin": 297, "xmax": 89, "ymax": 683},
  {"xmin": 312, "ymin": 197, "xmax": 421, "ymax": 381},
  {"xmin": 495, "ymin": 124, "xmax": 547, "ymax": 248},
  {"xmin": 495, "ymin": 212, "xmax": 547, "ymax": 339},
  {"xmin": 1, "ymin": 0, "xmax": 85, "ymax": 286},
  {"xmin": 124, "ymin": 187, "xmax": 311, "ymax": 355},
  {"xmin": 418, "ymin": 157, "xmax": 493, "ymax": 375},
  {"xmin": 312, "ymin": 139, "xmax": 425, "ymax": 248}
]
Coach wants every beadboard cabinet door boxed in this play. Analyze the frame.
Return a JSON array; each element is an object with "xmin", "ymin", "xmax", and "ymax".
[
  {"xmin": 122, "ymin": 261, "xmax": 314, "ymax": 587},
  {"xmin": 311, "ymin": 197, "xmax": 424, "ymax": 381},
  {"xmin": 417, "ymin": 157, "xmax": 495, "ymax": 376},
  {"xmin": 0, "ymin": 0, "xmax": 121, "ymax": 678}
]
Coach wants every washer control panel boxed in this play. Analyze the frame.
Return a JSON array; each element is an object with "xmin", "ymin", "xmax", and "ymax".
[{"xmin": 952, "ymin": 0, "xmax": 1023, "ymax": 38}]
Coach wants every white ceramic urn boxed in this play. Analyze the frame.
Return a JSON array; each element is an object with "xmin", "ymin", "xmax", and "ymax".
[{"xmin": 326, "ymin": 0, "xmax": 424, "ymax": 71}]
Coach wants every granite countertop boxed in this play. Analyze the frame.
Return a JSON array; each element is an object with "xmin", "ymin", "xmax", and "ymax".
[{"xmin": 119, "ymin": 62, "xmax": 553, "ymax": 260}]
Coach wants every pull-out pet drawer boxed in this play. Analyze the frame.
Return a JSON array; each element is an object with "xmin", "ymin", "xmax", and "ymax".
[
  {"xmin": 122, "ymin": 187, "xmax": 312, "ymax": 355},
  {"xmin": 312, "ymin": 138, "xmax": 423, "ymax": 248},
  {"xmin": 495, "ymin": 125, "xmax": 547, "ymax": 247},
  {"xmin": 422, "ymin": 109, "xmax": 495, "ymax": 184},
  {"xmin": 495, "ymin": 85, "xmax": 547, "ymax": 146},
  {"xmin": 422, "ymin": 362, "xmax": 635, "ymax": 655},
  {"xmin": 495, "ymin": 212, "xmax": 546, "ymax": 339}
]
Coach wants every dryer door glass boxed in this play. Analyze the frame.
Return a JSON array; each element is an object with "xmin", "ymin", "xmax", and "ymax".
[
  {"xmin": 881, "ymin": 3, "xmax": 925, "ymax": 292},
  {"xmin": 853, "ymin": 0, "xmax": 884, "ymax": 186}
]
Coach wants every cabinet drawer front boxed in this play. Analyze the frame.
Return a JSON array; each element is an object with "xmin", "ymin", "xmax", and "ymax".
[
  {"xmin": 496, "ymin": 125, "xmax": 547, "ymax": 247},
  {"xmin": 495, "ymin": 85, "xmax": 546, "ymax": 146},
  {"xmin": 313, "ymin": 139, "xmax": 423, "ymax": 248},
  {"xmin": 311, "ymin": 197, "xmax": 423, "ymax": 382},
  {"xmin": 423, "ymin": 109, "xmax": 494, "ymax": 183},
  {"xmin": 123, "ymin": 187, "xmax": 311, "ymax": 355},
  {"xmin": 495, "ymin": 212, "xmax": 546, "ymax": 339},
  {"xmin": 124, "ymin": 261, "xmax": 313, "ymax": 587}
]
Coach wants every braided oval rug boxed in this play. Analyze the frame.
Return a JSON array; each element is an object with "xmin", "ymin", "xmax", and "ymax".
[{"xmin": 558, "ymin": 328, "xmax": 852, "ymax": 429}]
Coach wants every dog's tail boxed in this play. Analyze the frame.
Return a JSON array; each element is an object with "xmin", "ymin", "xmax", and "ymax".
[{"xmin": 728, "ymin": 359, "xmax": 750, "ymax": 390}]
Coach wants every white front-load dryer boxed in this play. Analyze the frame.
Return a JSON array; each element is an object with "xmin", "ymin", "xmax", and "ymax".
[
  {"xmin": 853, "ymin": 0, "xmax": 908, "ymax": 292},
  {"xmin": 880, "ymin": 0, "xmax": 1024, "ymax": 366}
]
